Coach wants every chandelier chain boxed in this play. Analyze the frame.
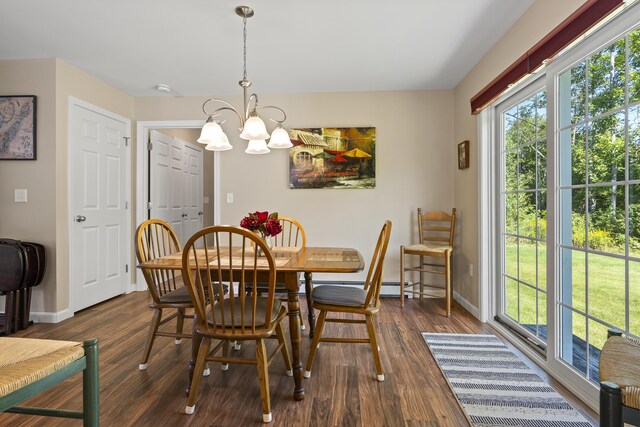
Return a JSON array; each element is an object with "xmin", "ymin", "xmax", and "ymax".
[{"xmin": 242, "ymin": 16, "xmax": 247, "ymax": 81}]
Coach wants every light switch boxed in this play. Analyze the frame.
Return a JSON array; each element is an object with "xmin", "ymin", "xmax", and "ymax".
[
  {"xmin": 226, "ymin": 193, "xmax": 234, "ymax": 203},
  {"xmin": 14, "ymin": 189, "xmax": 27, "ymax": 203}
]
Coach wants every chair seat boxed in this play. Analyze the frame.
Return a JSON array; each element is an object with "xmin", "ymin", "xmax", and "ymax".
[
  {"xmin": 312, "ymin": 285, "xmax": 366, "ymax": 307},
  {"xmin": 0, "ymin": 338, "xmax": 84, "ymax": 398},
  {"xmin": 404, "ymin": 244, "xmax": 452, "ymax": 254},
  {"xmin": 207, "ymin": 298, "xmax": 284, "ymax": 327},
  {"xmin": 158, "ymin": 286, "xmax": 193, "ymax": 304}
]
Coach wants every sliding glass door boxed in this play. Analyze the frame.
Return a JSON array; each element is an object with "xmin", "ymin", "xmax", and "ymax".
[
  {"xmin": 556, "ymin": 27, "xmax": 640, "ymax": 383},
  {"xmin": 497, "ymin": 86, "xmax": 548, "ymax": 348},
  {"xmin": 493, "ymin": 8, "xmax": 640, "ymax": 396}
]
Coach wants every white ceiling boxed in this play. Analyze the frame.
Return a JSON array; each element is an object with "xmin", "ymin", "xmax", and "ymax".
[{"xmin": 0, "ymin": 0, "xmax": 534, "ymax": 97}]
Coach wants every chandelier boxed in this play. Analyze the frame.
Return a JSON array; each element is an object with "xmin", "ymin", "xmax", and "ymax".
[{"xmin": 197, "ymin": 6, "xmax": 292, "ymax": 154}]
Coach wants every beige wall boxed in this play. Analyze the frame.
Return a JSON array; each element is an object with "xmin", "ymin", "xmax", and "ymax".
[
  {"xmin": 0, "ymin": 59, "xmax": 57, "ymax": 313},
  {"xmin": 452, "ymin": 0, "xmax": 587, "ymax": 308},
  {"xmin": 137, "ymin": 90, "xmax": 455, "ymax": 284}
]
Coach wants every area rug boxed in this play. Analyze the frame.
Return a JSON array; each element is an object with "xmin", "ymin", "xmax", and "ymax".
[{"xmin": 421, "ymin": 333, "xmax": 593, "ymax": 427}]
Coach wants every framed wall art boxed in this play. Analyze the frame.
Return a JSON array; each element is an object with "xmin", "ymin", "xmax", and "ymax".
[
  {"xmin": 288, "ymin": 127, "xmax": 376, "ymax": 189},
  {"xmin": 0, "ymin": 95, "xmax": 37, "ymax": 160},
  {"xmin": 458, "ymin": 140, "xmax": 469, "ymax": 170}
]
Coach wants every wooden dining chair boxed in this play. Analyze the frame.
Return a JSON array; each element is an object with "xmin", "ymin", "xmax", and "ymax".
[
  {"xmin": 304, "ymin": 220, "xmax": 392, "ymax": 382},
  {"xmin": 251, "ymin": 216, "xmax": 308, "ymax": 330},
  {"xmin": 400, "ymin": 208, "xmax": 456, "ymax": 316},
  {"xmin": 182, "ymin": 225, "xmax": 292, "ymax": 423},
  {"xmin": 135, "ymin": 219, "xmax": 195, "ymax": 370}
]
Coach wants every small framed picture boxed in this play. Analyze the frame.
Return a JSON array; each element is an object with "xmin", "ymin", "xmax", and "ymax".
[
  {"xmin": 458, "ymin": 140, "xmax": 469, "ymax": 170},
  {"xmin": 0, "ymin": 95, "xmax": 37, "ymax": 160}
]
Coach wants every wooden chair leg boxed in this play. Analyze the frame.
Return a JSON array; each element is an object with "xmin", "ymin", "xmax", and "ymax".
[
  {"xmin": 221, "ymin": 340, "xmax": 231, "ymax": 371},
  {"xmin": 400, "ymin": 247, "xmax": 405, "ymax": 308},
  {"xmin": 255, "ymin": 339, "xmax": 272, "ymax": 423},
  {"xmin": 304, "ymin": 310, "xmax": 327, "ymax": 378},
  {"xmin": 139, "ymin": 309, "xmax": 162, "ymax": 370},
  {"xmin": 185, "ymin": 337, "xmax": 212, "ymax": 415},
  {"xmin": 445, "ymin": 251, "xmax": 451, "ymax": 317},
  {"xmin": 365, "ymin": 314, "xmax": 384, "ymax": 381},
  {"xmin": 175, "ymin": 308, "xmax": 185, "ymax": 344},
  {"xmin": 419, "ymin": 255, "xmax": 424, "ymax": 302},
  {"xmin": 275, "ymin": 322, "xmax": 293, "ymax": 376}
]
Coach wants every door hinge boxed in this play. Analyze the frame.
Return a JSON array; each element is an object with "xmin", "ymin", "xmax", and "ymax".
[
  {"xmin": 125, "ymin": 201, "xmax": 128, "ymax": 209},
  {"xmin": 147, "ymin": 141, "xmax": 153, "ymax": 151},
  {"xmin": 124, "ymin": 136, "xmax": 130, "ymax": 147},
  {"xmin": 147, "ymin": 202, "xmax": 152, "ymax": 210},
  {"xmin": 125, "ymin": 264, "xmax": 129, "ymax": 273}
]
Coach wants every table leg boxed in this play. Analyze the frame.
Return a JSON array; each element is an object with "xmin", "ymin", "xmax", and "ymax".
[
  {"xmin": 304, "ymin": 272, "xmax": 315, "ymax": 338},
  {"xmin": 286, "ymin": 273, "xmax": 305, "ymax": 401}
]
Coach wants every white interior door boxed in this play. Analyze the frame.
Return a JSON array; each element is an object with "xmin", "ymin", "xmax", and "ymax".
[
  {"xmin": 69, "ymin": 100, "xmax": 129, "ymax": 311},
  {"xmin": 183, "ymin": 143, "xmax": 204, "ymax": 240},
  {"xmin": 149, "ymin": 130, "xmax": 203, "ymax": 245}
]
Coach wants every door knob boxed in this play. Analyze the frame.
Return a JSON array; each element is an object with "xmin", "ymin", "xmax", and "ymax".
[
  {"xmin": 198, "ymin": 211, "xmax": 204, "ymax": 216},
  {"xmin": 182, "ymin": 213, "xmax": 187, "ymax": 218},
  {"xmin": 75, "ymin": 215, "xmax": 87, "ymax": 222}
]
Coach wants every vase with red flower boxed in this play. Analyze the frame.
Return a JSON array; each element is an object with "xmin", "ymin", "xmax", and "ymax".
[{"xmin": 240, "ymin": 211, "xmax": 283, "ymax": 256}]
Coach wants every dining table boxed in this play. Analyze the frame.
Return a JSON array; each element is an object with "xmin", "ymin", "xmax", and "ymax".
[{"xmin": 138, "ymin": 245, "xmax": 364, "ymax": 401}]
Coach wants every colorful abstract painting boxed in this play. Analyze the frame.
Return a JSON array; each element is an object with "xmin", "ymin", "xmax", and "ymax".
[{"xmin": 288, "ymin": 127, "xmax": 375, "ymax": 189}]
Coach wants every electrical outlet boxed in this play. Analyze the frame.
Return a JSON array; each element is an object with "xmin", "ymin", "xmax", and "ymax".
[
  {"xmin": 14, "ymin": 189, "xmax": 27, "ymax": 203},
  {"xmin": 469, "ymin": 263, "xmax": 474, "ymax": 277}
]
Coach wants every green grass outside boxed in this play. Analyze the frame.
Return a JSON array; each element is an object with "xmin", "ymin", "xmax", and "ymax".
[{"xmin": 505, "ymin": 242, "xmax": 640, "ymax": 350}]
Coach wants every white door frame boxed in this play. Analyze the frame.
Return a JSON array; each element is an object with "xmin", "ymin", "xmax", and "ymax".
[
  {"xmin": 135, "ymin": 120, "xmax": 221, "ymax": 291},
  {"xmin": 68, "ymin": 96, "xmax": 132, "ymax": 313}
]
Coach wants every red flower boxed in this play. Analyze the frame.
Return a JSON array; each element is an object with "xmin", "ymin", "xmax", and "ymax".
[
  {"xmin": 264, "ymin": 218, "xmax": 282, "ymax": 237},
  {"xmin": 240, "ymin": 210, "xmax": 281, "ymax": 237},
  {"xmin": 254, "ymin": 211, "xmax": 269, "ymax": 222}
]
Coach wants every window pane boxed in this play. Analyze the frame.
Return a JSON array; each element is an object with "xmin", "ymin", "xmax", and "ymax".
[
  {"xmin": 505, "ymin": 277, "xmax": 519, "ymax": 321},
  {"xmin": 505, "ymin": 193, "xmax": 519, "ymax": 235},
  {"xmin": 588, "ymin": 253, "xmax": 625, "ymax": 327},
  {"xmin": 631, "ymin": 184, "xmax": 640, "ymax": 258},
  {"xmin": 538, "ymin": 291, "xmax": 548, "ymax": 340},
  {"xmin": 518, "ymin": 96, "xmax": 536, "ymax": 146},
  {"xmin": 559, "ymin": 307, "xmax": 587, "ymax": 375},
  {"xmin": 536, "ymin": 92, "xmax": 547, "ymax": 138},
  {"xmin": 519, "ymin": 238, "xmax": 536, "ymax": 286},
  {"xmin": 519, "ymin": 144, "xmax": 537, "ymax": 190},
  {"xmin": 560, "ymin": 188, "xmax": 586, "ymax": 248},
  {"xmin": 521, "ymin": 195, "xmax": 537, "ymax": 239},
  {"xmin": 559, "ymin": 61, "xmax": 586, "ymax": 127},
  {"xmin": 505, "ymin": 237, "xmax": 518, "ymax": 279},
  {"xmin": 629, "ymin": 106, "xmax": 640, "ymax": 181},
  {"xmin": 538, "ymin": 242, "xmax": 547, "ymax": 291},
  {"xmin": 587, "ymin": 185, "xmax": 625, "ymax": 254},
  {"xmin": 537, "ymin": 190, "xmax": 547, "ymax": 239},
  {"xmin": 588, "ymin": 319, "xmax": 608, "ymax": 382},
  {"xmin": 629, "ymin": 28, "xmax": 640, "ymax": 104},
  {"xmin": 588, "ymin": 112, "xmax": 625, "ymax": 185},
  {"xmin": 520, "ymin": 283, "xmax": 538, "ymax": 331},
  {"xmin": 559, "ymin": 125, "xmax": 586, "ymax": 186},
  {"xmin": 505, "ymin": 107, "xmax": 518, "ymax": 149},
  {"xmin": 505, "ymin": 149, "xmax": 518, "ymax": 191},
  {"xmin": 560, "ymin": 248, "xmax": 586, "ymax": 313},
  {"xmin": 631, "ymin": 260, "xmax": 640, "ymax": 337},
  {"xmin": 589, "ymin": 39, "xmax": 626, "ymax": 117},
  {"xmin": 537, "ymin": 140, "xmax": 547, "ymax": 189}
]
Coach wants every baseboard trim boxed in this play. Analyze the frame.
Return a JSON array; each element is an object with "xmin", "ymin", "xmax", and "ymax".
[
  {"xmin": 30, "ymin": 308, "xmax": 73, "ymax": 324},
  {"xmin": 453, "ymin": 290, "xmax": 480, "ymax": 320}
]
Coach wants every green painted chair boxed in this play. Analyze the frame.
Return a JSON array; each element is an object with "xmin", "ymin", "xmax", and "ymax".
[{"xmin": 0, "ymin": 337, "xmax": 99, "ymax": 426}]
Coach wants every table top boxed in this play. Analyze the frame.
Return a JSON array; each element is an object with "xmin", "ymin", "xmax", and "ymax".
[{"xmin": 138, "ymin": 246, "xmax": 365, "ymax": 274}]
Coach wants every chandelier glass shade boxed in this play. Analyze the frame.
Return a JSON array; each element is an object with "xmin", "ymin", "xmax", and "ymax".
[{"xmin": 197, "ymin": 6, "xmax": 292, "ymax": 154}]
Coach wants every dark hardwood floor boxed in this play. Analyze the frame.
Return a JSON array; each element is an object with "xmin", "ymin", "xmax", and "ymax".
[{"xmin": 1, "ymin": 293, "xmax": 598, "ymax": 426}]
